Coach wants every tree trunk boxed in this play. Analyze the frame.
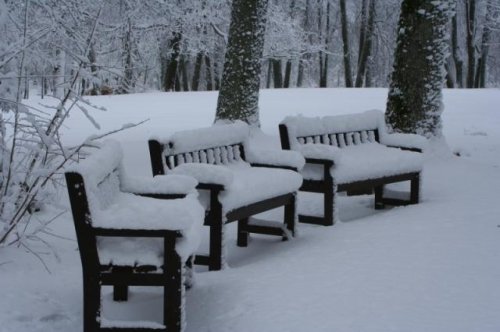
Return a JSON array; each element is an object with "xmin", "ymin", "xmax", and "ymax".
[
  {"xmin": 451, "ymin": 11, "xmax": 463, "ymax": 88},
  {"xmin": 163, "ymin": 31, "xmax": 182, "ymax": 92},
  {"xmin": 119, "ymin": 19, "xmax": 134, "ymax": 94},
  {"xmin": 296, "ymin": 0, "xmax": 311, "ymax": 88},
  {"xmin": 266, "ymin": 60, "xmax": 272, "ymax": 88},
  {"xmin": 319, "ymin": 1, "xmax": 331, "ymax": 88},
  {"xmin": 180, "ymin": 56, "xmax": 190, "ymax": 91},
  {"xmin": 191, "ymin": 52, "xmax": 204, "ymax": 91},
  {"xmin": 340, "ymin": 0, "xmax": 353, "ymax": 87},
  {"xmin": 283, "ymin": 60, "xmax": 292, "ymax": 88},
  {"xmin": 272, "ymin": 59, "xmax": 283, "ymax": 88},
  {"xmin": 215, "ymin": 0, "xmax": 269, "ymax": 126},
  {"xmin": 204, "ymin": 54, "xmax": 213, "ymax": 91},
  {"xmin": 355, "ymin": 0, "xmax": 375, "ymax": 87},
  {"xmin": 386, "ymin": 0, "xmax": 453, "ymax": 137},
  {"xmin": 474, "ymin": 0, "xmax": 493, "ymax": 88},
  {"xmin": 465, "ymin": 0, "xmax": 476, "ymax": 88}
]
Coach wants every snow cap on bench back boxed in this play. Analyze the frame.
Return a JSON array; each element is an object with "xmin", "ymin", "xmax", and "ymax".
[
  {"xmin": 68, "ymin": 140, "xmax": 123, "ymax": 188},
  {"xmin": 282, "ymin": 109, "xmax": 384, "ymax": 139},
  {"xmin": 156, "ymin": 120, "xmax": 250, "ymax": 155}
]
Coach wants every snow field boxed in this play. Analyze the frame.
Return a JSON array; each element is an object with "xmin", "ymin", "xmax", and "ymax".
[{"xmin": 1, "ymin": 88, "xmax": 499, "ymax": 332}]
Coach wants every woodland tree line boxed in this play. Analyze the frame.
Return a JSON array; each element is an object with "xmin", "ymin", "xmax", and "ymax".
[{"xmin": 1, "ymin": 0, "xmax": 500, "ymax": 100}]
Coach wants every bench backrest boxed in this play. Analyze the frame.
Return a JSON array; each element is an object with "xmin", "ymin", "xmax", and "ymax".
[
  {"xmin": 65, "ymin": 141, "xmax": 124, "ymax": 272},
  {"xmin": 279, "ymin": 110, "xmax": 384, "ymax": 150},
  {"xmin": 149, "ymin": 122, "xmax": 249, "ymax": 175}
]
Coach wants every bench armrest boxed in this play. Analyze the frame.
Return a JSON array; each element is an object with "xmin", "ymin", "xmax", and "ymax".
[
  {"xmin": 169, "ymin": 163, "xmax": 233, "ymax": 188},
  {"xmin": 121, "ymin": 174, "xmax": 198, "ymax": 197},
  {"xmin": 297, "ymin": 143, "xmax": 341, "ymax": 163},
  {"xmin": 246, "ymin": 148, "xmax": 305, "ymax": 171},
  {"xmin": 380, "ymin": 133, "xmax": 427, "ymax": 153}
]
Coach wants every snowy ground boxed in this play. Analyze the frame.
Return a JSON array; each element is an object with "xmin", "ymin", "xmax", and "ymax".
[{"xmin": 1, "ymin": 88, "xmax": 500, "ymax": 332}]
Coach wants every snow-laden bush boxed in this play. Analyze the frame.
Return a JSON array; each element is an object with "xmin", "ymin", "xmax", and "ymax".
[{"xmin": 0, "ymin": 2, "xmax": 142, "ymax": 247}]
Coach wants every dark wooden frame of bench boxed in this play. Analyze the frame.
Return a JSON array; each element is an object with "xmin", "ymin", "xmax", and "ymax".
[
  {"xmin": 66, "ymin": 171, "xmax": 188, "ymax": 332},
  {"xmin": 279, "ymin": 124, "xmax": 421, "ymax": 226},
  {"xmin": 149, "ymin": 139, "xmax": 296, "ymax": 271}
]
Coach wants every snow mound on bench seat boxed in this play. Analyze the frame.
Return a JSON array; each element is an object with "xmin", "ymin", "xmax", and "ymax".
[
  {"xmin": 327, "ymin": 143, "xmax": 422, "ymax": 184},
  {"xmin": 219, "ymin": 163, "xmax": 302, "ymax": 212},
  {"xmin": 153, "ymin": 121, "xmax": 249, "ymax": 154}
]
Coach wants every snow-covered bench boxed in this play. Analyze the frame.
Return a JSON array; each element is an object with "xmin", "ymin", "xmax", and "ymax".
[
  {"xmin": 148, "ymin": 121, "xmax": 304, "ymax": 271},
  {"xmin": 279, "ymin": 110, "xmax": 426, "ymax": 225},
  {"xmin": 65, "ymin": 140, "xmax": 204, "ymax": 332}
]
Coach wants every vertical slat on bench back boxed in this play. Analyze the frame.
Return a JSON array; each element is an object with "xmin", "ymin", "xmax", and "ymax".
[
  {"xmin": 280, "ymin": 125, "xmax": 380, "ymax": 150},
  {"xmin": 149, "ymin": 139, "xmax": 246, "ymax": 172}
]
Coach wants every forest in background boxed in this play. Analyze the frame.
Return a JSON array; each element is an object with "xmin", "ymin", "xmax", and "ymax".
[{"xmin": 1, "ymin": 0, "xmax": 499, "ymax": 99}]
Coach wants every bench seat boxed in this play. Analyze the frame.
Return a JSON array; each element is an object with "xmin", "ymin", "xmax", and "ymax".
[
  {"xmin": 219, "ymin": 164, "xmax": 303, "ymax": 211},
  {"xmin": 302, "ymin": 143, "xmax": 423, "ymax": 184}
]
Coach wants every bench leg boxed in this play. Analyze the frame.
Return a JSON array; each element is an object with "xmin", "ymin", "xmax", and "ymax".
[
  {"xmin": 324, "ymin": 181, "xmax": 335, "ymax": 226},
  {"xmin": 83, "ymin": 276, "xmax": 100, "ymax": 332},
  {"xmin": 164, "ymin": 239, "xmax": 183, "ymax": 332},
  {"xmin": 410, "ymin": 174, "xmax": 420, "ymax": 204},
  {"xmin": 237, "ymin": 218, "xmax": 249, "ymax": 247},
  {"xmin": 113, "ymin": 285, "xmax": 128, "ymax": 302},
  {"xmin": 208, "ymin": 220, "xmax": 223, "ymax": 271},
  {"xmin": 283, "ymin": 194, "xmax": 296, "ymax": 240},
  {"xmin": 374, "ymin": 185, "xmax": 385, "ymax": 209}
]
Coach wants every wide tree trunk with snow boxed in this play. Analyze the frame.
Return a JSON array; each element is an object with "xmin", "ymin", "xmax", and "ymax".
[
  {"xmin": 215, "ymin": 0, "xmax": 269, "ymax": 126},
  {"xmin": 385, "ymin": 0, "xmax": 453, "ymax": 138}
]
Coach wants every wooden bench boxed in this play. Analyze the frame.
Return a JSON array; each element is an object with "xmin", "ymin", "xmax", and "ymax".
[
  {"xmin": 279, "ymin": 110, "xmax": 426, "ymax": 226},
  {"xmin": 148, "ymin": 121, "xmax": 304, "ymax": 271},
  {"xmin": 65, "ymin": 140, "xmax": 204, "ymax": 332}
]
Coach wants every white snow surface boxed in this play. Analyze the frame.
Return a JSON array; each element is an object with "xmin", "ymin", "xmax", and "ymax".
[
  {"xmin": 217, "ymin": 163, "xmax": 302, "ymax": 212},
  {"xmin": 245, "ymin": 147, "xmax": 305, "ymax": 170},
  {"xmin": 169, "ymin": 163, "xmax": 235, "ymax": 187},
  {"xmin": 2, "ymin": 88, "xmax": 500, "ymax": 332},
  {"xmin": 297, "ymin": 143, "xmax": 342, "ymax": 162},
  {"xmin": 380, "ymin": 132, "xmax": 429, "ymax": 150},
  {"xmin": 121, "ymin": 174, "xmax": 198, "ymax": 195},
  {"xmin": 170, "ymin": 162, "xmax": 302, "ymax": 212},
  {"xmin": 156, "ymin": 120, "xmax": 249, "ymax": 154},
  {"xmin": 331, "ymin": 143, "xmax": 423, "ymax": 184}
]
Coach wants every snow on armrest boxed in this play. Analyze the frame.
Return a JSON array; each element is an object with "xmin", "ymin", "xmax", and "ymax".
[
  {"xmin": 297, "ymin": 143, "xmax": 342, "ymax": 163},
  {"xmin": 381, "ymin": 133, "xmax": 428, "ymax": 152},
  {"xmin": 246, "ymin": 148, "xmax": 305, "ymax": 171},
  {"xmin": 121, "ymin": 174, "xmax": 198, "ymax": 195},
  {"xmin": 169, "ymin": 163, "xmax": 233, "ymax": 187}
]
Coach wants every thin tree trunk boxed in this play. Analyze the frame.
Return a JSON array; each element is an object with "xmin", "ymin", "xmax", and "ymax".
[
  {"xmin": 297, "ymin": 0, "xmax": 311, "ymax": 87},
  {"xmin": 266, "ymin": 60, "xmax": 272, "ymax": 88},
  {"xmin": 180, "ymin": 56, "xmax": 189, "ymax": 91},
  {"xmin": 164, "ymin": 31, "xmax": 182, "ymax": 91},
  {"xmin": 474, "ymin": 0, "xmax": 493, "ymax": 88},
  {"xmin": 451, "ymin": 11, "xmax": 463, "ymax": 88},
  {"xmin": 283, "ymin": 60, "xmax": 292, "ymax": 88},
  {"xmin": 465, "ymin": 0, "xmax": 476, "ymax": 88},
  {"xmin": 272, "ymin": 59, "xmax": 283, "ymax": 88},
  {"xmin": 204, "ymin": 54, "xmax": 213, "ymax": 91},
  {"xmin": 340, "ymin": 0, "xmax": 353, "ymax": 87},
  {"xmin": 191, "ymin": 52, "xmax": 204, "ymax": 91},
  {"xmin": 355, "ymin": 0, "xmax": 375, "ymax": 87}
]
